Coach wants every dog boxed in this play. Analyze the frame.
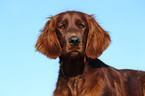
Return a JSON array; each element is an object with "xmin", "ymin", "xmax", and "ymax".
[{"xmin": 36, "ymin": 11, "xmax": 145, "ymax": 96}]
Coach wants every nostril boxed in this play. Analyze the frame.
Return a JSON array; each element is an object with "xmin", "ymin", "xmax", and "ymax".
[{"xmin": 69, "ymin": 36, "xmax": 80, "ymax": 46}]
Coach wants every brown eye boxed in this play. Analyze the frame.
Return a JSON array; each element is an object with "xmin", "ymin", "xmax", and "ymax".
[
  {"xmin": 78, "ymin": 24, "xmax": 85, "ymax": 29},
  {"xmin": 59, "ymin": 25, "xmax": 65, "ymax": 30}
]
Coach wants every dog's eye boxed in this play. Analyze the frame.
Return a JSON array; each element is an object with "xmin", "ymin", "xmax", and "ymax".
[
  {"xmin": 59, "ymin": 25, "xmax": 65, "ymax": 30},
  {"xmin": 78, "ymin": 24, "xmax": 85, "ymax": 29}
]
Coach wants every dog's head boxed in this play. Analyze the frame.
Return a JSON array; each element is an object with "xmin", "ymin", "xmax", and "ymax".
[{"xmin": 36, "ymin": 11, "xmax": 111, "ymax": 59}]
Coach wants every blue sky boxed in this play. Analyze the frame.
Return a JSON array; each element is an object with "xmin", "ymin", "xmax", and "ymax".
[{"xmin": 0, "ymin": 0, "xmax": 145, "ymax": 96}]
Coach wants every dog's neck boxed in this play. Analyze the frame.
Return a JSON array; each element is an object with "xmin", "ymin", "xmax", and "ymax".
[{"xmin": 59, "ymin": 55, "xmax": 87, "ymax": 77}]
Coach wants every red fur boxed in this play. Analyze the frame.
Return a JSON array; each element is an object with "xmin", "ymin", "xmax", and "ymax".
[
  {"xmin": 36, "ymin": 17, "xmax": 62, "ymax": 58},
  {"xmin": 36, "ymin": 11, "xmax": 145, "ymax": 96}
]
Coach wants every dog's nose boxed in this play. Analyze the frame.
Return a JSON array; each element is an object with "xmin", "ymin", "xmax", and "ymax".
[{"xmin": 69, "ymin": 36, "xmax": 80, "ymax": 46}]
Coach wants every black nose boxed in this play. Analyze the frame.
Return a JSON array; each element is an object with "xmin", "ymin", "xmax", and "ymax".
[{"xmin": 69, "ymin": 36, "xmax": 80, "ymax": 46}]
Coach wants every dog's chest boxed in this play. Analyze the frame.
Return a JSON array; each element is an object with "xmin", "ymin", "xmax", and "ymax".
[
  {"xmin": 67, "ymin": 76, "xmax": 103, "ymax": 96},
  {"xmin": 67, "ymin": 76, "xmax": 84, "ymax": 96}
]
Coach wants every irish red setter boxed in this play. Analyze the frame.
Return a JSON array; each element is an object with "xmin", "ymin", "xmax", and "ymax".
[{"xmin": 36, "ymin": 11, "xmax": 145, "ymax": 96}]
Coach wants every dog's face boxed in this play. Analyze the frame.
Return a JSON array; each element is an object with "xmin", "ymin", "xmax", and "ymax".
[
  {"xmin": 55, "ymin": 12, "xmax": 89, "ymax": 57},
  {"xmin": 36, "ymin": 11, "xmax": 111, "ymax": 59}
]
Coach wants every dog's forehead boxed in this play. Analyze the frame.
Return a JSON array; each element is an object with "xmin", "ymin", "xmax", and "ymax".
[{"xmin": 55, "ymin": 12, "xmax": 87, "ymax": 22}]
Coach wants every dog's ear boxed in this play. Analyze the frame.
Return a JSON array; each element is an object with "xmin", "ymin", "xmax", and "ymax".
[
  {"xmin": 35, "ymin": 17, "xmax": 62, "ymax": 59},
  {"xmin": 85, "ymin": 15, "xmax": 111, "ymax": 59}
]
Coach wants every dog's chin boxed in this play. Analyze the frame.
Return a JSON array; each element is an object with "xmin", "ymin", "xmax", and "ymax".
[
  {"xmin": 69, "ymin": 51, "xmax": 79, "ymax": 56},
  {"xmin": 68, "ymin": 51, "xmax": 81, "ymax": 58}
]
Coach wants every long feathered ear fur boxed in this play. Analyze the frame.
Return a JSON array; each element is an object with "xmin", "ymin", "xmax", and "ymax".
[
  {"xmin": 85, "ymin": 15, "xmax": 111, "ymax": 59},
  {"xmin": 35, "ymin": 18, "xmax": 62, "ymax": 59}
]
